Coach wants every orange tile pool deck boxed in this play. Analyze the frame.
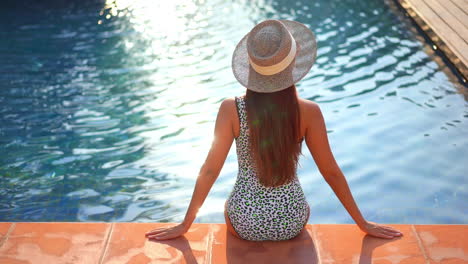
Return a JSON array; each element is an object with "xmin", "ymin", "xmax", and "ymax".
[{"xmin": 0, "ymin": 222, "xmax": 466, "ymax": 263}]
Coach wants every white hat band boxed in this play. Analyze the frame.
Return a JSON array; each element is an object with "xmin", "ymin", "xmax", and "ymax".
[{"xmin": 248, "ymin": 32, "xmax": 297, "ymax": 76}]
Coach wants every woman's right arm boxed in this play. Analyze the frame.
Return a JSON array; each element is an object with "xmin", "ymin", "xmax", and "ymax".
[{"xmin": 302, "ymin": 100, "xmax": 402, "ymax": 239}]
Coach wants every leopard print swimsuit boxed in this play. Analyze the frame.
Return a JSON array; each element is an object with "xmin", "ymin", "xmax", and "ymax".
[{"xmin": 226, "ymin": 96, "xmax": 310, "ymax": 241}]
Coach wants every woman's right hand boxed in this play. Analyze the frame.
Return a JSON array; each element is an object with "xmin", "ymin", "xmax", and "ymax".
[{"xmin": 359, "ymin": 221, "xmax": 403, "ymax": 239}]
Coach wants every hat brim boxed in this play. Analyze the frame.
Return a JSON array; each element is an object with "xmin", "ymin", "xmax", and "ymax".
[{"xmin": 232, "ymin": 20, "xmax": 317, "ymax": 93}]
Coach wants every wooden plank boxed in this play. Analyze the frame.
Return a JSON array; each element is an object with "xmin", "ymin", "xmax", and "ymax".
[
  {"xmin": 406, "ymin": 0, "xmax": 468, "ymax": 65},
  {"xmin": 424, "ymin": 0, "xmax": 468, "ymax": 44},
  {"xmin": 450, "ymin": 0, "xmax": 468, "ymax": 16},
  {"xmin": 444, "ymin": 0, "xmax": 468, "ymax": 31}
]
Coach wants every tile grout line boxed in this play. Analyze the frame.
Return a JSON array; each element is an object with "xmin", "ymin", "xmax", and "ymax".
[
  {"xmin": 0, "ymin": 223, "xmax": 16, "ymax": 249},
  {"xmin": 310, "ymin": 225, "xmax": 322, "ymax": 264},
  {"xmin": 98, "ymin": 223, "xmax": 114, "ymax": 264},
  {"xmin": 411, "ymin": 225, "xmax": 430, "ymax": 264},
  {"xmin": 205, "ymin": 224, "xmax": 214, "ymax": 264}
]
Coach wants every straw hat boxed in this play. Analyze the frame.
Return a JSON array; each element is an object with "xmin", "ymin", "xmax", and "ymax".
[{"xmin": 232, "ymin": 20, "xmax": 317, "ymax": 93}]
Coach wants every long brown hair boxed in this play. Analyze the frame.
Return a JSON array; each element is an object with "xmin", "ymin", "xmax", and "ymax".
[{"xmin": 244, "ymin": 84, "xmax": 302, "ymax": 187}]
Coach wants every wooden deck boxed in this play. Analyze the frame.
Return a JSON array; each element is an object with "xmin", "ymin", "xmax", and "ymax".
[
  {"xmin": 0, "ymin": 222, "xmax": 467, "ymax": 263},
  {"xmin": 396, "ymin": 0, "xmax": 468, "ymax": 81}
]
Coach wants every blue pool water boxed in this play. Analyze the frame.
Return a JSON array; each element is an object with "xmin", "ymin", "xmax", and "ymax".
[{"xmin": 0, "ymin": 0, "xmax": 467, "ymax": 224}]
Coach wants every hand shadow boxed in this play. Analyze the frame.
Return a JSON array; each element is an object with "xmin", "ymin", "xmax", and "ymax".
[
  {"xmin": 225, "ymin": 227, "xmax": 318, "ymax": 264},
  {"xmin": 148, "ymin": 236, "xmax": 198, "ymax": 264},
  {"xmin": 358, "ymin": 234, "xmax": 403, "ymax": 264}
]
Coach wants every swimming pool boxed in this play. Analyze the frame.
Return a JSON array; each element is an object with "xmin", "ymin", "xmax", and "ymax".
[{"xmin": 0, "ymin": 0, "xmax": 466, "ymax": 224}]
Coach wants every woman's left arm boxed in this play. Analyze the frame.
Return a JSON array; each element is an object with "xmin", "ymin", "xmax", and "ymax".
[{"xmin": 145, "ymin": 98, "xmax": 235, "ymax": 240}]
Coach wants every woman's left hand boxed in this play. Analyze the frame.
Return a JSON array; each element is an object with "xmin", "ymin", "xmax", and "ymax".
[{"xmin": 145, "ymin": 223, "xmax": 189, "ymax": 240}]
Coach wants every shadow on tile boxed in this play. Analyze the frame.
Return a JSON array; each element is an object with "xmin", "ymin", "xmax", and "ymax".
[
  {"xmin": 358, "ymin": 235, "xmax": 403, "ymax": 264},
  {"xmin": 142, "ymin": 223, "xmax": 211, "ymax": 263},
  {"xmin": 224, "ymin": 227, "xmax": 318, "ymax": 264},
  {"xmin": 148, "ymin": 236, "xmax": 198, "ymax": 263},
  {"xmin": 315, "ymin": 225, "xmax": 413, "ymax": 264}
]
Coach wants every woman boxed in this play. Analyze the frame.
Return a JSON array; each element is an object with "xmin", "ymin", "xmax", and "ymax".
[{"xmin": 145, "ymin": 20, "xmax": 403, "ymax": 241}]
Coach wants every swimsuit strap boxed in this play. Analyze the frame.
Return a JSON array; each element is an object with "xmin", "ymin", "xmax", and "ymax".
[{"xmin": 234, "ymin": 96, "xmax": 249, "ymax": 139}]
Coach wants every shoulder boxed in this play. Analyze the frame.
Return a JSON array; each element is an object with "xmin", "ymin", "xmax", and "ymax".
[
  {"xmin": 217, "ymin": 97, "xmax": 238, "ymax": 120},
  {"xmin": 219, "ymin": 97, "xmax": 236, "ymax": 112},
  {"xmin": 298, "ymin": 98, "xmax": 322, "ymax": 119}
]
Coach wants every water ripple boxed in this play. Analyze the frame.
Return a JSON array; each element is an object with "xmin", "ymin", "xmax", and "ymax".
[{"xmin": 0, "ymin": 0, "xmax": 466, "ymax": 224}]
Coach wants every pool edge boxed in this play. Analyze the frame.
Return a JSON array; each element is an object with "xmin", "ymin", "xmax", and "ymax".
[{"xmin": 0, "ymin": 222, "xmax": 466, "ymax": 263}]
